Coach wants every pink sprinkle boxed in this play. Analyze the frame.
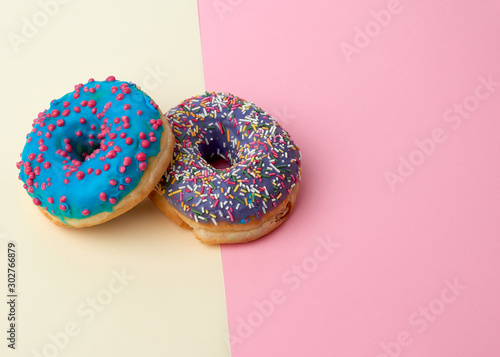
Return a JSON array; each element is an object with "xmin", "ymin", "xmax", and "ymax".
[
  {"xmin": 74, "ymin": 106, "xmax": 81, "ymax": 113},
  {"xmin": 138, "ymin": 162, "xmax": 147, "ymax": 171},
  {"xmin": 63, "ymin": 138, "xmax": 70, "ymax": 144},
  {"xmin": 140, "ymin": 140, "xmax": 150, "ymax": 148},
  {"xmin": 45, "ymin": 132, "xmax": 52, "ymax": 139},
  {"xmin": 103, "ymin": 164, "xmax": 110, "ymax": 171},
  {"xmin": 139, "ymin": 132, "xmax": 146, "ymax": 139},
  {"xmin": 114, "ymin": 145, "xmax": 121, "ymax": 152},
  {"xmin": 65, "ymin": 144, "xmax": 73, "ymax": 152},
  {"xmin": 28, "ymin": 187, "xmax": 34, "ymax": 193},
  {"xmin": 95, "ymin": 169, "xmax": 101, "ymax": 175},
  {"xmin": 60, "ymin": 204, "xmax": 67, "ymax": 211},
  {"xmin": 60, "ymin": 196, "xmax": 67, "ymax": 203},
  {"xmin": 109, "ymin": 179, "xmax": 117, "ymax": 186},
  {"xmin": 88, "ymin": 100, "xmax": 96, "ymax": 108},
  {"xmin": 109, "ymin": 198, "xmax": 117, "ymax": 205},
  {"xmin": 28, "ymin": 153, "xmax": 36, "ymax": 161},
  {"xmin": 62, "ymin": 109, "xmax": 70, "ymax": 116},
  {"xmin": 124, "ymin": 177, "xmax": 131, "ymax": 184},
  {"xmin": 33, "ymin": 198, "xmax": 42, "ymax": 206},
  {"xmin": 119, "ymin": 166, "xmax": 126, "ymax": 173},
  {"xmin": 39, "ymin": 145, "xmax": 48, "ymax": 152},
  {"xmin": 106, "ymin": 75, "xmax": 116, "ymax": 81},
  {"xmin": 120, "ymin": 132, "xmax": 126, "ymax": 139},
  {"xmin": 152, "ymin": 124, "xmax": 159, "ymax": 130},
  {"xmin": 123, "ymin": 123, "xmax": 130, "ymax": 129},
  {"xmin": 48, "ymin": 197, "xmax": 54, "ymax": 204},
  {"xmin": 118, "ymin": 185, "xmax": 125, "ymax": 191},
  {"xmin": 87, "ymin": 168, "xmax": 93, "ymax": 174},
  {"xmin": 116, "ymin": 93, "xmax": 124, "ymax": 101},
  {"xmin": 125, "ymin": 137, "xmax": 133, "ymax": 145},
  {"xmin": 106, "ymin": 150, "xmax": 117, "ymax": 159},
  {"xmin": 82, "ymin": 209, "xmax": 90, "ymax": 216},
  {"xmin": 114, "ymin": 117, "xmax": 121, "ymax": 124},
  {"xmin": 111, "ymin": 86, "xmax": 118, "ymax": 93},
  {"xmin": 34, "ymin": 166, "xmax": 41, "ymax": 175},
  {"xmin": 123, "ymin": 157, "xmax": 132, "ymax": 166},
  {"xmin": 156, "ymin": 119, "xmax": 163, "ymax": 126},
  {"xmin": 124, "ymin": 104, "xmax": 131, "ymax": 110},
  {"xmin": 44, "ymin": 162, "xmax": 51, "ymax": 169},
  {"xmin": 80, "ymin": 117, "xmax": 86, "ymax": 124},
  {"xmin": 81, "ymin": 100, "xmax": 88, "ymax": 107},
  {"xmin": 122, "ymin": 116, "xmax": 129, "ymax": 122},
  {"xmin": 51, "ymin": 109, "xmax": 59, "ymax": 117},
  {"xmin": 48, "ymin": 124, "xmax": 56, "ymax": 131},
  {"xmin": 100, "ymin": 192, "xmax": 107, "ymax": 201},
  {"xmin": 56, "ymin": 119, "xmax": 65, "ymax": 127},
  {"xmin": 76, "ymin": 130, "xmax": 82, "ymax": 137},
  {"xmin": 63, "ymin": 101, "xmax": 70, "ymax": 108},
  {"xmin": 136, "ymin": 152, "xmax": 146, "ymax": 162},
  {"xmin": 89, "ymin": 88, "xmax": 95, "ymax": 93},
  {"xmin": 91, "ymin": 108, "xmax": 97, "ymax": 114},
  {"xmin": 76, "ymin": 171, "xmax": 85, "ymax": 180},
  {"xmin": 36, "ymin": 155, "xmax": 44, "ymax": 163}
]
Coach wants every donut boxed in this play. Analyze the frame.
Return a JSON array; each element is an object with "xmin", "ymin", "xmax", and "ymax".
[
  {"xmin": 16, "ymin": 76, "xmax": 175, "ymax": 228},
  {"xmin": 149, "ymin": 92, "xmax": 301, "ymax": 244}
]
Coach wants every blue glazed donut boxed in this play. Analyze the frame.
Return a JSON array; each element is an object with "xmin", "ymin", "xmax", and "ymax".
[
  {"xmin": 17, "ymin": 76, "xmax": 175, "ymax": 227},
  {"xmin": 150, "ymin": 92, "xmax": 302, "ymax": 244}
]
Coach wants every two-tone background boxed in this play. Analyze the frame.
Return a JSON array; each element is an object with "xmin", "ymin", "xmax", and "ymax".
[{"xmin": 1, "ymin": 0, "xmax": 499, "ymax": 356}]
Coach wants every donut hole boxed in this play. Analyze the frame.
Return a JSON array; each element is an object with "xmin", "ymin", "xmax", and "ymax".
[
  {"xmin": 207, "ymin": 155, "xmax": 231, "ymax": 170},
  {"xmin": 198, "ymin": 141, "xmax": 232, "ymax": 170},
  {"xmin": 66, "ymin": 139, "xmax": 99, "ymax": 162}
]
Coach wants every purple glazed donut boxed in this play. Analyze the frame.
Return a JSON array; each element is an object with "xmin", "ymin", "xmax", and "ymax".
[{"xmin": 150, "ymin": 92, "xmax": 301, "ymax": 244}]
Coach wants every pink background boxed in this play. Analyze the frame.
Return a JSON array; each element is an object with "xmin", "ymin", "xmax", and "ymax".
[{"xmin": 198, "ymin": 0, "xmax": 500, "ymax": 356}]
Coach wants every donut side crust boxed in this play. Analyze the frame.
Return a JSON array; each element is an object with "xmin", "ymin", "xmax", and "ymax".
[
  {"xmin": 38, "ymin": 111, "xmax": 175, "ymax": 228},
  {"xmin": 149, "ymin": 183, "xmax": 300, "ymax": 244}
]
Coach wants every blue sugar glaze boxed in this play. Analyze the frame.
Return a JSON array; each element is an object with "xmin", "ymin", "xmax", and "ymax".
[{"xmin": 17, "ymin": 76, "xmax": 164, "ymax": 223}]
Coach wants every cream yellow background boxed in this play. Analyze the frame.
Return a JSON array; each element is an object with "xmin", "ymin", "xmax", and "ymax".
[{"xmin": 0, "ymin": 1, "xmax": 230, "ymax": 356}]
